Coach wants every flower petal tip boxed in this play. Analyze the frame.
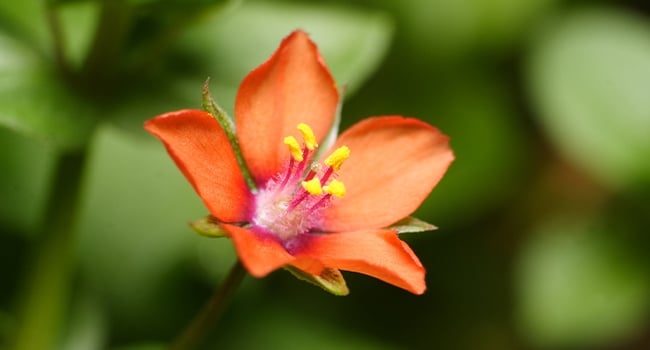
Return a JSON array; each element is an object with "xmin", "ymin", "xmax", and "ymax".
[{"xmin": 235, "ymin": 27, "xmax": 339, "ymax": 182}]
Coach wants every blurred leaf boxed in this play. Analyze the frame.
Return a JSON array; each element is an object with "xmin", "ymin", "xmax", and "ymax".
[
  {"xmin": 0, "ymin": 33, "xmax": 98, "ymax": 151},
  {"xmin": 0, "ymin": 0, "xmax": 49, "ymax": 54},
  {"xmin": 383, "ymin": 0, "xmax": 557, "ymax": 62},
  {"xmin": 390, "ymin": 216, "xmax": 437, "ymax": 234},
  {"xmin": 179, "ymin": 1, "xmax": 393, "ymax": 106},
  {"xmin": 107, "ymin": 75, "xmax": 207, "ymax": 140},
  {"xmin": 109, "ymin": 2, "xmax": 392, "ymax": 138},
  {"xmin": 0, "ymin": 309, "xmax": 16, "ymax": 348},
  {"xmin": 58, "ymin": 0, "xmax": 99, "ymax": 69},
  {"xmin": 127, "ymin": 0, "xmax": 230, "ymax": 7},
  {"xmin": 190, "ymin": 215, "xmax": 227, "ymax": 238},
  {"xmin": 125, "ymin": 0, "xmax": 238, "ymax": 67},
  {"xmin": 285, "ymin": 266, "xmax": 349, "ymax": 296},
  {"xmin": 0, "ymin": 128, "xmax": 56, "ymax": 235},
  {"xmin": 415, "ymin": 72, "xmax": 530, "ymax": 226},
  {"xmin": 527, "ymin": 8, "xmax": 650, "ymax": 189},
  {"xmin": 76, "ymin": 125, "xmax": 208, "ymax": 331},
  {"xmin": 215, "ymin": 306, "xmax": 402, "ymax": 350},
  {"xmin": 60, "ymin": 292, "xmax": 107, "ymax": 350},
  {"xmin": 111, "ymin": 345, "xmax": 165, "ymax": 350},
  {"xmin": 516, "ymin": 218, "xmax": 650, "ymax": 348}
]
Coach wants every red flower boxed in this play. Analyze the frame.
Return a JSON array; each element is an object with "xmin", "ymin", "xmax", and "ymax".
[{"xmin": 145, "ymin": 31, "xmax": 453, "ymax": 294}]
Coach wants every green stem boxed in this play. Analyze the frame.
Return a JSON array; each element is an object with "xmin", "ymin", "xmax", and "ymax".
[
  {"xmin": 80, "ymin": 0, "xmax": 132, "ymax": 90},
  {"xmin": 46, "ymin": 4, "xmax": 71, "ymax": 80},
  {"xmin": 170, "ymin": 260, "xmax": 247, "ymax": 350},
  {"xmin": 12, "ymin": 150, "xmax": 88, "ymax": 350},
  {"xmin": 202, "ymin": 80, "xmax": 257, "ymax": 192}
]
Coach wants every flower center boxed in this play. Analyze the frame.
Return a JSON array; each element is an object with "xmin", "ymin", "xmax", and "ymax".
[{"xmin": 252, "ymin": 123, "xmax": 348, "ymax": 241}]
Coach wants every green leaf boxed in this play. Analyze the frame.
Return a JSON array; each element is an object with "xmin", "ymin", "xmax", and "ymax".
[
  {"xmin": 0, "ymin": 309, "xmax": 16, "ymax": 347},
  {"xmin": 527, "ymin": 8, "xmax": 650, "ymax": 189},
  {"xmin": 379, "ymin": 0, "xmax": 558, "ymax": 62},
  {"xmin": 76, "ymin": 125, "xmax": 211, "ymax": 331},
  {"xmin": 285, "ymin": 266, "xmax": 349, "ymax": 296},
  {"xmin": 389, "ymin": 216, "xmax": 437, "ymax": 234},
  {"xmin": 57, "ymin": 0, "xmax": 99, "ymax": 69},
  {"xmin": 124, "ymin": 0, "xmax": 238, "ymax": 70},
  {"xmin": 60, "ymin": 292, "xmax": 107, "ymax": 350},
  {"xmin": 106, "ymin": 75, "xmax": 208, "ymax": 140},
  {"xmin": 516, "ymin": 218, "xmax": 650, "ymax": 348},
  {"xmin": 0, "ymin": 33, "xmax": 98, "ymax": 151},
  {"xmin": 215, "ymin": 306, "xmax": 397, "ymax": 350},
  {"xmin": 189, "ymin": 215, "xmax": 227, "ymax": 238},
  {"xmin": 0, "ymin": 0, "xmax": 49, "ymax": 54},
  {"xmin": 111, "ymin": 345, "xmax": 165, "ymax": 350},
  {"xmin": 109, "ymin": 2, "xmax": 392, "ymax": 139},
  {"xmin": 178, "ymin": 1, "xmax": 393, "ymax": 106},
  {"xmin": 413, "ymin": 71, "xmax": 530, "ymax": 226}
]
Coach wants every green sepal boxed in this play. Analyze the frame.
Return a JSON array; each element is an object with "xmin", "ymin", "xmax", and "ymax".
[
  {"xmin": 189, "ymin": 215, "xmax": 227, "ymax": 238},
  {"xmin": 389, "ymin": 216, "xmax": 437, "ymax": 234},
  {"xmin": 285, "ymin": 266, "xmax": 349, "ymax": 296},
  {"xmin": 201, "ymin": 79, "xmax": 257, "ymax": 192}
]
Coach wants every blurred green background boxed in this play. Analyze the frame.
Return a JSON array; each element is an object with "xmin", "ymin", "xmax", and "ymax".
[{"xmin": 1, "ymin": 0, "xmax": 650, "ymax": 349}]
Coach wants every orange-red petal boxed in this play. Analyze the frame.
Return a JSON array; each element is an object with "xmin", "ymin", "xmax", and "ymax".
[
  {"xmin": 221, "ymin": 224, "xmax": 297, "ymax": 277},
  {"xmin": 295, "ymin": 230, "xmax": 426, "ymax": 294},
  {"xmin": 320, "ymin": 116, "xmax": 454, "ymax": 232},
  {"xmin": 235, "ymin": 30, "xmax": 339, "ymax": 184},
  {"xmin": 145, "ymin": 110, "xmax": 253, "ymax": 223}
]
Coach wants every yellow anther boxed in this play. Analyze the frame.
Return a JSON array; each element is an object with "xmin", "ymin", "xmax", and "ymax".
[
  {"xmin": 302, "ymin": 177, "xmax": 323, "ymax": 195},
  {"xmin": 323, "ymin": 179, "xmax": 346, "ymax": 198},
  {"xmin": 284, "ymin": 136, "xmax": 303, "ymax": 162},
  {"xmin": 297, "ymin": 123, "xmax": 318, "ymax": 150},
  {"xmin": 324, "ymin": 146, "xmax": 350, "ymax": 171}
]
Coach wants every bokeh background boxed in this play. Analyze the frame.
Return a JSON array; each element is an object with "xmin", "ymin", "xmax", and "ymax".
[{"xmin": 1, "ymin": 0, "xmax": 650, "ymax": 349}]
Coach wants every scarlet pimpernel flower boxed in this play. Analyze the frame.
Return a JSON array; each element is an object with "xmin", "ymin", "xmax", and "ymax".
[{"xmin": 145, "ymin": 30, "xmax": 454, "ymax": 295}]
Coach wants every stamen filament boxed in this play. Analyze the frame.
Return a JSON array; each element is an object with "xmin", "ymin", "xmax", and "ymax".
[
  {"xmin": 303, "ymin": 169, "xmax": 317, "ymax": 182},
  {"xmin": 287, "ymin": 191, "xmax": 309, "ymax": 212},
  {"xmin": 277, "ymin": 157, "xmax": 295, "ymax": 190},
  {"xmin": 309, "ymin": 194, "xmax": 332, "ymax": 212},
  {"xmin": 292, "ymin": 148, "xmax": 310, "ymax": 179},
  {"xmin": 288, "ymin": 176, "xmax": 324, "ymax": 212},
  {"xmin": 320, "ymin": 167, "xmax": 334, "ymax": 184}
]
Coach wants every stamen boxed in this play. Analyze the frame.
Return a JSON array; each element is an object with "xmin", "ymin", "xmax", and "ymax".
[
  {"xmin": 321, "ymin": 167, "xmax": 334, "ymax": 184},
  {"xmin": 324, "ymin": 146, "xmax": 350, "ymax": 171},
  {"xmin": 255, "ymin": 128, "xmax": 351, "ymax": 239},
  {"xmin": 301, "ymin": 177, "xmax": 323, "ymax": 195},
  {"xmin": 277, "ymin": 157, "xmax": 295, "ymax": 190},
  {"xmin": 284, "ymin": 136, "xmax": 303, "ymax": 162},
  {"xmin": 309, "ymin": 179, "xmax": 347, "ymax": 211},
  {"xmin": 303, "ymin": 163, "xmax": 320, "ymax": 182},
  {"xmin": 297, "ymin": 123, "xmax": 318, "ymax": 150},
  {"xmin": 323, "ymin": 179, "xmax": 346, "ymax": 198},
  {"xmin": 292, "ymin": 148, "xmax": 310, "ymax": 179}
]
